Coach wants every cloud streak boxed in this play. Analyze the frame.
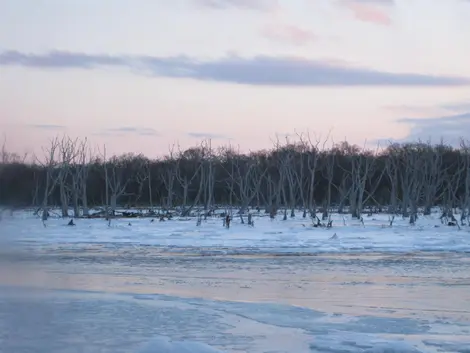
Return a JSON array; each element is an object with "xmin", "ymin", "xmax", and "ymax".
[
  {"xmin": 193, "ymin": 0, "xmax": 276, "ymax": 11},
  {"xmin": 342, "ymin": 0, "xmax": 393, "ymax": 25},
  {"xmin": 28, "ymin": 124, "xmax": 67, "ymax": 130},
  {"xmin": 261, "ymin": 23, "xmax": 316, "ymax": 46},
  {"xmin": 95, "ymin": 126, "xmax": 158, "ymax": 136},
  {"xmin": 1, "ymin": 50, "xmax": 469, "ymax": 87},
  {"xmin": 187, "ymin": 132, "xmax": 229, "ymax": 139}
]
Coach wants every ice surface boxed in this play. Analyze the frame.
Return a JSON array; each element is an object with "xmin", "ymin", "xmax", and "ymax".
[
  {"xmin": 138, "ymin": 336, "xmax": 224, "ymax": 353},
  {"xmin": 0, "ymin": 287, "xmax": 469, "ymax": 353}
]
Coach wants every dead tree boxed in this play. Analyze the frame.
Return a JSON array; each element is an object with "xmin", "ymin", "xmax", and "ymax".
[
  {"xmin": 440, "ymin": 155, "xmax": 464, "ymax": 223},
  {"xmin": 108, "ymin": 156, "xmax": 135, "ymax": 213},
  {"xmin": 278, "ymin": 144, "xmax": 297, "ymax": 218},
  {"xmin": 271, "ymin": 141, "xmax": 289, "ymax": 220},
  {"xmin": 460, "ymin": 139, "xmax": 470, "ymax": 224},
  {"xmin": 135, "ymin": 156, "xmax": 153, "ymax": 209},
  {"xmin": 384, "ymin": 145, "xmax": 400, "ymax": 214},
  {"xmin": 176, "ymin": 147, "xmax": 202, "ymax": 215},
  {"xmin": 161, "ymin": 146, "xmax": 178, "ymax": 210},
  {"xmin": 262, "ymin": 172, "xmax": 279, "ymax": 217},
  {"xmin": 74, "ymin": 139, "xmax": 91, "ymax": 217},
  {"xmin": 422, "ymin": 142, "xmax": 445, "ymax": 215},
  {"xmin": 352, "ymin": 151, "xmax": 375, "ymax": 219},
  {"xmin": 292, "ymin": 144, "xmax": 307, "ymax": 217},
  {"xmin": 333, "ymin": 173, "xmax": 351, "ymax": 214},
  {"xmin": 321, "ymin": 149, "xmax": 335, "ymax": 220},
  {"xmin": 222, "ymin": 146, "xmax": 237, "ymax": 211},
  {"xmin": 57, "ymin": 136, "xmax": 80, "ymax": 218},
  {"xmin": 100, "ymin": 148, "xmax": 136, "ymax": 218},
  {"xmin": 230, "ymin": 152, "xmax": 267, "ymax": 219},
  {"xmin": 298, "ymin": 132, "xmax": 322, "ymax": 218},
  {"xmin": 36, "ymin": 137, "xmax": 61, "ymax": 221},
  {"xmin": 101, "ymin": 145, "xmax": 110, "ymax": 219},
  {"xmin": 398, "ymin": 144, "xmax": 424, "ymax": 224},
  {"xmin": 179, "ymin": 143, "xmax": 209, "ymax": 217},
  {"xmin": 201, "ymin": 139, "xmax": 216, "ymax": 216}
]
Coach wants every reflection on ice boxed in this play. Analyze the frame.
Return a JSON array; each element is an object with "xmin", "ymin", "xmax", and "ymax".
[
  {"xmin": 0, "ymin": 287, "xmax": 469, "ymax": 353},
  {"xmin": 138, "ymin": 336, "xmax": 224, "ymax": 353}
]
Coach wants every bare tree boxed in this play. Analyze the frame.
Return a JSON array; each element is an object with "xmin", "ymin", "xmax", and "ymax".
[
  {"xmin": 107, "ymin": 155, "xmax": 136, "ymax": 213},
  {"xmin": 178, "ymin": 147, "xmax": 205, "ymax": 217},
  {"xmin": 135, "ymin": 156, "xmax": 153, "ymax": 209},
  {"xmin": 57, "ymin": 136, "xmax": 80, "ymax": 217},
  {"xmin": 201, "ymin": 139, "xmax": 216, "ymax": 216},
  {"xmin": 321, "ymin": 149, "xmax": 335, "ymax": 220},
  {"xmin": 229, "ymin": 151, "xmax": 267, "ymax": 218},
  {"xmin": 398, "ymin": 144, "xmax": 425, "ymax": 223},
  {"xmin": 101, "ymin": 144, "xmax": 110, "ymax": 219},
  {"xmin": 440, "ymin": 153, "xmax": 464, "ymax": 223},
  {"xmin": 460, "ymin": 139, "xmax": 470, "ymax": 224},
  {"xmin": 384, "ymin": 144, "xmax": 400, "ymax": 214},
  {"xmin": 75, "ymin": 139, "xmax": 91, "ymax": 217},
  {"xmin": 278, "ymin": 142, "xmax": 297, "ymax": 219},
  {"xmin": 421, "ymin": 142, "xmax": 445, "ymax": 215},
  {"xmin": 161, "ymin": 146, "xmax": 177, "ymax": 210},
  {"xmin": 36, "ymin": 137, "xmax": 61, "ymax": 222},
  {"xmin": 298, "ymin": 132, "xmax": 322, "ymax": 218}
]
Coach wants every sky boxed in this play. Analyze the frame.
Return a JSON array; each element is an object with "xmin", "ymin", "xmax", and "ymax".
[{"xmin": 1, "ymin": 0, "xmax": 470, "ymax": 158}]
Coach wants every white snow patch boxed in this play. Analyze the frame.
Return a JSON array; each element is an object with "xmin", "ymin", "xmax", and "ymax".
[{"xmin": 2, "ymin": 212, "xmax": 470, "ymax": 254}]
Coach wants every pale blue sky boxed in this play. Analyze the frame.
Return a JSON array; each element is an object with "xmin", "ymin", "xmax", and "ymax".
[{"xmin": 1, "ymin": 0, "xmax": 470, "ymax": 157}]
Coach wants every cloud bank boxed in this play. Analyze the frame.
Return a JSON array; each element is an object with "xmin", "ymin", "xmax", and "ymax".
[
  {"xmin": 394, "ymin": 112, "xmax": 470, "ymax": 146},
  {"xmin": 1, "ymin": 50, "xmax": 469, "ymax": 87}
]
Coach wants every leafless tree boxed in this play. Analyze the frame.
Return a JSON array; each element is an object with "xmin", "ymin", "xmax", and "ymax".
[
  {"xmin": 298, "ymin": 132, "xmax": 322, "ymax": 218},
  {"xmin": 99, "ymin": 147, "xmax": 137, "ymax": 219},
  {"xmin": 321, "ymin": 148, "xmax": 335, "ymax": 220},
  {"xmin": 398, "ymin": 144, "xmax": 425, "ymax": 224},
  {"xmin": 100, "ymin": 144, "xmax": 110, "ymax": 219},
  {"xmin": 161, "ymin": 146, "xmax": 178, "ymax": 210},
  {"xmin": 57, "ymin": 136, "xmax": 80, "ymax": 217},
  {"xmin": 201, "ymin": 139, "xmax": 216, "ymax": 216},
  {"xmin": 36, "ymin": 137, "xmax": 61, "ymax": 222},
  {"xmin": 440, "ymin": 153, "xmax": 464, "ymax": 223},
  {"xmin": 460, "ymin": 139, "xmax": 470, "ymax": 224},
  {"xmin": 421, "ymin": 141, "xmax": 446, "ymax": 215},
  {"xmin": 277, "ymin": 142, "xmax": 297, "ymax": 219},
  {"xmin": 228, "ymin": 151, "xmax": 267, "ymax": 220},
  {"xmin": 135, "ymin": 156, "xmax": 153, "ymax": 209},
  {"xmin": 107, "ymin": 155, "xmax": 136, "ymax": 213},
  {"xmin": 74, "ymin": 138, "xmax": 91, "ymax": 217},
  {"xmin": 384, "ymin": 144, "xmax": 400, "ymax": 214}
]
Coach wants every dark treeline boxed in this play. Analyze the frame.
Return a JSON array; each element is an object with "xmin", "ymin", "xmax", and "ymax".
[{"xmin": 1, "ymin": 135, "xmax": 470, "ymax": 224}]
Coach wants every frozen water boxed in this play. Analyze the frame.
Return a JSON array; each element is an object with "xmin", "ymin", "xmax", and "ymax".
[
  {"xmin": 0, "ymin": 210, "xmax": 469, "ymax": 352},
  {"xmin": 137, "ymin": 336, "xmax": 225, "ymax": 353},
  {"xmin": 1, "ymin": 285, "xmax": 469, "ymax": 353}
]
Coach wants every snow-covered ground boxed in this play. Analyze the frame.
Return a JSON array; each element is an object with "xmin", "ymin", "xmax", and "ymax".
[
  {"xmin": 2, "ymin": 210, "xmax": 470, "ymax": 254},
  {"xmin": 1, "ymin": 210, "xmax": 469, "ymax": 352}
]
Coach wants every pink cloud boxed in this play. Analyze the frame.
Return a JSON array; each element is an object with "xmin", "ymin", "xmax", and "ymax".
[
  {"xmin": 261, "ymin": 23, "xmax": 315, "ymax": 45},
  {"xmin": 343, "ymin": 1, "xmax": 392, "ymax": 25}
]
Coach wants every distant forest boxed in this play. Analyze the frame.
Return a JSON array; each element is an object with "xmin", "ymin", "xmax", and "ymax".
[{"xmin": 1, "ymin": 134, "xmax": 470, "ymax": 224}]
